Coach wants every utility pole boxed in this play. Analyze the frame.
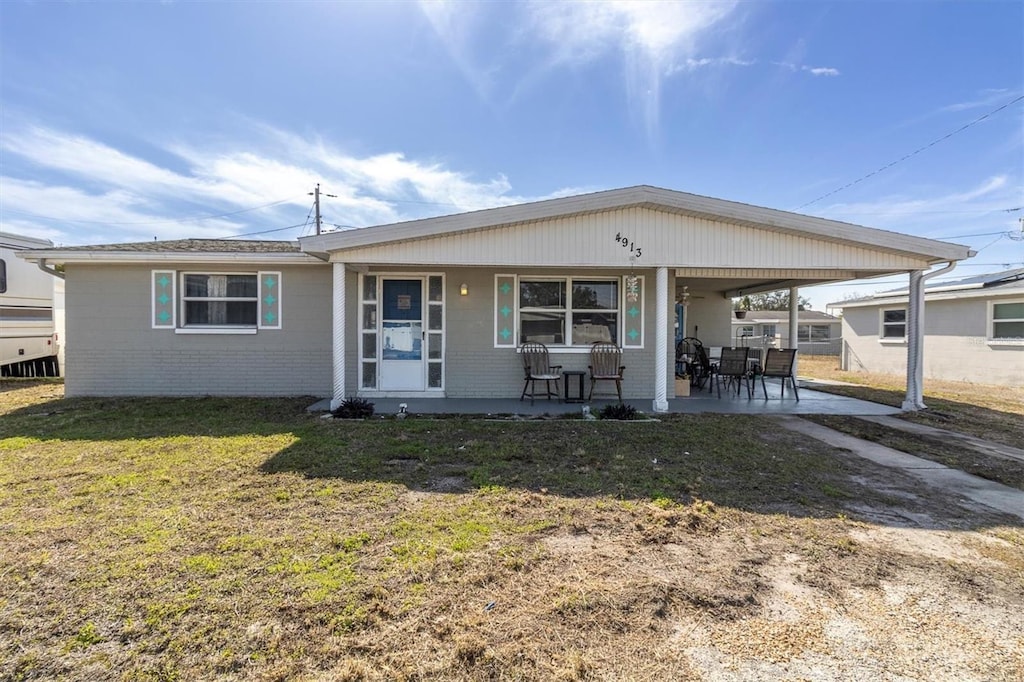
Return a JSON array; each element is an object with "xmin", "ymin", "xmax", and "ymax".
[
  {"xmin": 309, "ymin": 184, "xmax": 337, "ymax": 235},
  {"xmin": 313, "ymin": 184, "xmax": 321, "ymax": 235}
]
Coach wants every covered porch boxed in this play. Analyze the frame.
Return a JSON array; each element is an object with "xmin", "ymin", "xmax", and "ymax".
[{"xmin": 300, "ymin": 186, "xmax": 975, "ymax": 414}]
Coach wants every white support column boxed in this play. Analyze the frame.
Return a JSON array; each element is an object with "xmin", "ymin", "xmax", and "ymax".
[
  {"xmin": 902, "ymin": 269, "xmax": 925, "ymax": 411},
  {"xmin": 653, "ymin": 266, "xmax": 669, "ymax": 413},
  {"xmin": 788, "ymin": 286, "xmax": 800, "ymax": 375},
  {"xmin": 330, "ymin": 262, "xmax": 346, "ymax": 410}
]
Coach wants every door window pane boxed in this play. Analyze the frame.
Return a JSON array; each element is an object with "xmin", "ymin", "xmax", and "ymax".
[
  {"xmin": 428, "ymin": 276, "xmax": 443, "ymax": 302},
  {"xmin": 428, "ymin": 305, "xmax": 442, "ymax": 331},
  {"xmin": 362, "ymin": 333, "xmax": 377, "ymax": 359},
  {"xmin": 362, "ymin": 304, "xmax": 377, "ymax": 330},
  {"xmin": 428, "ymin": 332, "xmax": 442, "ymax": 360},
  {"xmin": 428, "ymin": 363, "xmax": 442, "ymax": 388},
  {"xmin": 361, "ymin": 362, "xmax": 377, "ymax": 388}
]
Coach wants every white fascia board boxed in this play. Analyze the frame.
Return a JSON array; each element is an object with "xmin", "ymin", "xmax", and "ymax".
[
  {"xmin": 300, "ymin": 185, "xmax": 975, "ymax": 263},
  {"xmin": 1, "ymin": 231, "xmax": 54, "ymax": 249},
  {"xmin": 15, "ymin": 251, "xmax": 326, "ymax": 266}
]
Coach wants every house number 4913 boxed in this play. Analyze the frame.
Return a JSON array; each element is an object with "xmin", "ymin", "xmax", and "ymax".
[{"xmin": 614, "ymin": 232, "xmax": 642, "ymax": 258}]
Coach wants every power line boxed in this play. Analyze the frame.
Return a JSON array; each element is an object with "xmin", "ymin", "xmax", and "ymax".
[{"xmin": 797, "ymin": 94, "xmax": 1024, "ymax": 210}]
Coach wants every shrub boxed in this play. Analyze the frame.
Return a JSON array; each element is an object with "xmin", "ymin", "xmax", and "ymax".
[
  {"xmin": 597, "ymin": 403, "xmax": 640, "ymax": 420},
  {"xmin": 331, "ymin": 397, "xmax": 375, "ymax": 419}
]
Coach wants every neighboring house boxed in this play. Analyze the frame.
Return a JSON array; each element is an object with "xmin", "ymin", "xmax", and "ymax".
[
  {"xmin": 830, "ymin": 268, "xmax": 1024, "ymax": 387},
  {"xmin": 18, "ymin": 185, "xmax": 973, "ymax": 410},
  {"xmin": 730, "ymin": 310, "xmax": 842, "ymax": 356}
]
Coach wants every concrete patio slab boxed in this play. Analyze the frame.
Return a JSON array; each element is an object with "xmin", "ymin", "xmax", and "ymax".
[{"xmin": 308, "ymin": 382, "xmax": 900, "ymax": 417}]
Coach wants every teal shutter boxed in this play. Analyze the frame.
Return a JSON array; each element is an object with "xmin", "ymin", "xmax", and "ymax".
[
  {"xmin": 152, "ymin": 270, "xmax": 175, "ymax": 329},
  {"xmin": 495, "ymin": 275, "xmax": 516, "ymax": 347},
  {"xmin": 622, "ymin": 275, "xmax": 644, "ymax": 348},
  {"xmin": 258, "ymin": 272, "xmax": 281, "ymax": 329}
]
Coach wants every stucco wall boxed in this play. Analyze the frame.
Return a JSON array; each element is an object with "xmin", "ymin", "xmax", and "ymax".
[
  {"xmin": 64, "ymin": 263, "xmax": 333, "ymax": 397},
  {"xmin": 841, "ymin": 298, "xmax": 1023, "ymax": 386}
]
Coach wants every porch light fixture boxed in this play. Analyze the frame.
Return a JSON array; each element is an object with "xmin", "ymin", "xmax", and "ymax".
[{"xmin": 460, "ymin": 283, "xmax": 469, "ymax": 296}]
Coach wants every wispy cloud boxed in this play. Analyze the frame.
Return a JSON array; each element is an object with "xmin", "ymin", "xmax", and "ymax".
[
  {"xmin": 0, "ymin": 122, "xmax": 570, "ymax": 245},
  {"xmin": 420, "ymin": 1, "xmax": 740, "ymax": 140},
  {"xmin": 666, "ymin": 56, "xmax": 755, "ymax": 75},
  {"xmin": 815, "ymin": 175, "xmax": 1019, "ymax": 241},
  {"xmin": 940, "ymin": 88, "xmax": 1015, "ymax": 113},
  {"xmin": 774, "ymin": 61, "xmax": 840, "ymax": 77},
  {"xmin": 525, "ymin": 1, "xmax": 739, "ymax": 139}
]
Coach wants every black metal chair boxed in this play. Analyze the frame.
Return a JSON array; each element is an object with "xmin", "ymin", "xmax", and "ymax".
[
  {"xmin": 520, "ymin": 342, "xmax": 562, "ymax": 404},
  {"xmin": 715, "ymin": 347, "xmax": 753, "ymax": 398},
  {"xmin": 678, "ymin": 337, "xmax": 715, "ymax": 391},
  {"xmin": 760, "ymin": 348, "xmax": 799, "ymax": 400}
]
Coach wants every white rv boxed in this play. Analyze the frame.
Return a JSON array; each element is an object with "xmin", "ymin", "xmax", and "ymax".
[{"xmin": 1, "ymin": 231, "xmax": 61, "ymax": 377}]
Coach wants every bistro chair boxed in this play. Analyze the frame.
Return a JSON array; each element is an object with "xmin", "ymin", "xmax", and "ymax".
[
  {"xmin": 679, "ymin": 337, "xmax": 716, "ymax": 391},
  {"xmin": 760, "ymin": 348, "xmax": 799, "ymax": 400},
  {"xmin": 520, "ymin": 342, "xmax": 562, "ymax": 404},
  {"xmin": 715, "ymin": 347, "xmax": 754, "ymax": 399},
  {"xmin": 588, "ymin": 342, "xmax": 625, "ymax": 402}
]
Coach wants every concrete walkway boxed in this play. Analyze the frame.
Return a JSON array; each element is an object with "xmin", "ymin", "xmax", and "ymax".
[
  {"xmin": 778, "ymin": 416, "xmax": 1024, "ymax": 522},
  {"xmin": 859, "ymin": 415, "xmax": 1024, "ymax": 464}
]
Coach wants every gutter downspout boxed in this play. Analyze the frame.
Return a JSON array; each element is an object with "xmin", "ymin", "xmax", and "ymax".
[
  {"xmin": 36, "ymin": 259, "xmax": 66, "ymax": 280},
  {"xmin": 902, "ymin": 261, "xmax": 956, "ymax": 411}
]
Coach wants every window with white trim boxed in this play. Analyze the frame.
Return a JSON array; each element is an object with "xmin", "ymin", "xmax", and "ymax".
[
  {"xmin": 881, "ymin": 308, "xmax": 906, "ymax": 339},
  {"xmin": 182, "ymin": 273, "xmax": 258, "ymax": 327},
  {"xmin": 518, "ymin": 277, "xmax": 621, "ymax": 346},
  {"xmin": 798, "ymin": 324, "xmax": 831, "ymax": 342},
  {"xmin": 151, "ymin": 270, "xmax": 281, "ymax": 332},
  {"xmin": 991, "ymin": 300, "xmax": 1024, "ymax": 340}
]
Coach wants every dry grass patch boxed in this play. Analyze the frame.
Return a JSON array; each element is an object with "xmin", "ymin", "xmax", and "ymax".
[{"xmin": 1, "ymin": 380, "xmax": 1022, "ymax": 681}]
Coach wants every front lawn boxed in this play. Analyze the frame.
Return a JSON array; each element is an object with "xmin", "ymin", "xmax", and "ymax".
[{"xmin": 1, "ymin": 381, "xmax": 1021, "ymax": 681}]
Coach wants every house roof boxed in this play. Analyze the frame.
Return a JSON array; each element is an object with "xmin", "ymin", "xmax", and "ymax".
[
  {"xmin": 15, "ymin": 239, "xmax": 325, "ymax": 265},
  {"xmin": 829, "ymin": 268, "xmax": 1024, "ymax": 308},
  {"xmin": 731, "ymin": 310, "xmax": 840, "ymax": 323},
  {"xmin": 44, "ymin": 239, "xmax": 301, "ymax": 253},
  {"xmin": 299, "ymin": 185, "xmax": 975, "ymax": 264}
]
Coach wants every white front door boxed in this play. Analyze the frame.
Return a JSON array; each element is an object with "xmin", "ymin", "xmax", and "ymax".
[{"xmin": 379, "ymin": 278, "xmax": 425, "ymax": 391}]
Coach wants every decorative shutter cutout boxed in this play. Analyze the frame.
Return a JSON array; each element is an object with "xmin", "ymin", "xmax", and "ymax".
[
  {"xmin": 258, "ymin": 271, "xmax": 282, "ymax": 329},
  {"xmin": 622, "ymin": 275, "xmax": 644, "ymax": 348},
  {"xmin": 152, "ymin": 270, "xmax": 175, "ymax": 329},
  {"xmin": 495, "ymin": 274, "xmax": 516, "ymax": 347}
]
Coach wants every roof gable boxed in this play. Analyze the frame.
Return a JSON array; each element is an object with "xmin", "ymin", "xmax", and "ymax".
[{"xmin": 300, "ymin": 185, "xmax": 974, "ymax": 265}]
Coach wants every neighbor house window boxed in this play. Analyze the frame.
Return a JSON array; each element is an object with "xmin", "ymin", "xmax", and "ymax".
[
  {"xmin": 0, "ymin": 259, "xmax": 6, "ymax": 293},
  {"xmin": 761, "ymin": 324, "xmax": 777, "ymax": 339},
  {"xmin": 182, "ymin": 274, "xmax": 258, "ymax": 326},
  {"xmin": 737, "ymin": 325, "xmax": 755, "ymax": 338},
  {"xmin": 517, "ymin": 277, "xmax": 623, "ymax": 346},
  {"xmin": 798, "ymin": 324, "xmax": 832, "ymax": 342},
  {"xmin": 991, "ymin": 300, "xmax": 1024, "ymax": 340},
  {"xmin": 881, "ymin": 309, "xmax": 906, "ymax": 339}
]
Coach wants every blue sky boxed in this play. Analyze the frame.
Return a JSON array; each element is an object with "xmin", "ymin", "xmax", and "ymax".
[{"xmin": 1, "ymin": 1, "xmax": 1021, "ymax": 307}]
